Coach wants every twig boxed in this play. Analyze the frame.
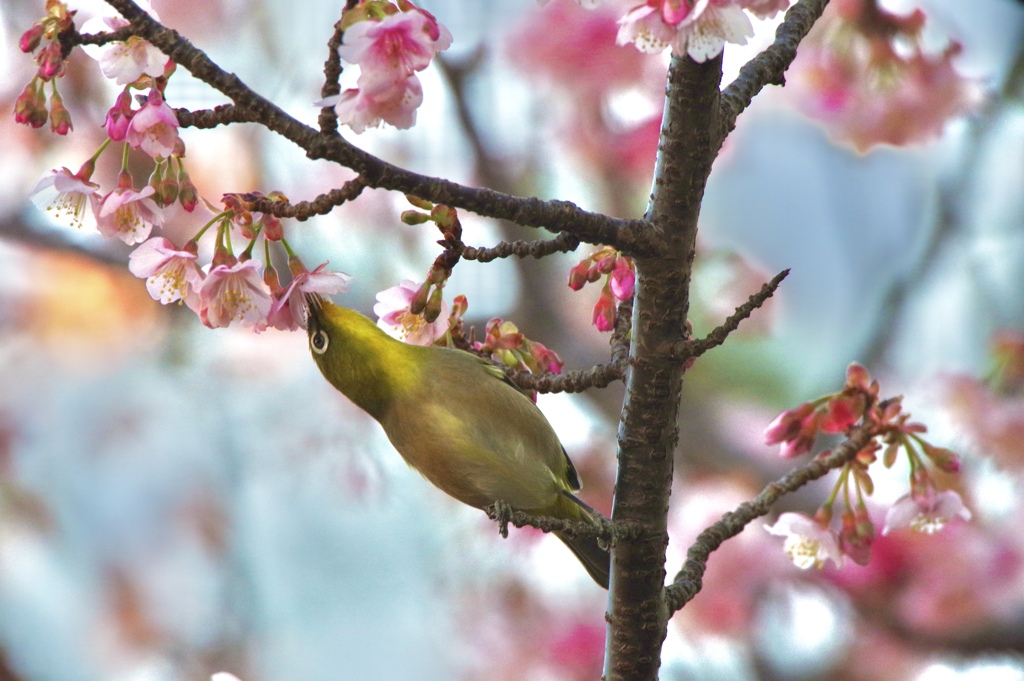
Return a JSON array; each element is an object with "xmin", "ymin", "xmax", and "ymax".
[
  {"xmin": 719, "ymin": 0, "xmax": 830, "ymax": 135},
  {"xmin": 486, "ymin": 501, "xmax": 641, "ymax": 544},
  {"xmin": 239, "ymin": 177, "xmax": 367, "ymax": 220},
  {"xmin": 666, "ymin": 268, "xmax": 788, "ymax": 361},
  {"xmin": 317, "ymin": 3, "xmax": 357, "ymax": 136},
  {"xmin": 460, "ymin": 232, "xmax": 580, "ymax": 262},
  {"xmin": 174, "ymin": 105, "xmax": 261, "ymax": 129},
  {"xmin": 663, "ymin": 419, "xmax": 877, "ymax": 614},
  {"xmin": 507, "ymin": 361, "xmax": 627, "ymax": 394}
]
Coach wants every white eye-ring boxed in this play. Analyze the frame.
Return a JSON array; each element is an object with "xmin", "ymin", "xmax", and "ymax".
[{"xmin": 310, "ymin": 329, "xmax": 329, "ymax": 355}]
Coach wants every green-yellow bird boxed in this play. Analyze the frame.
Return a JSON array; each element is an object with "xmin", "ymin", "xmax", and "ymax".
[{"xmin": 306, "ymin": 299, "xmax": 609, "ymax": 588}]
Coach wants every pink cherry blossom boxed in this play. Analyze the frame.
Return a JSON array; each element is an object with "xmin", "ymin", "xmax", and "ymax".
[
  {"xmin": 81, "ymin": 10, "xmax": 168, "ymax": 85},
  {"xmin": 374, "ymin": 280, "xmax": 449, "ymax": 346},
  {"xmin": 92, "ymin": 185, "xmax": 163, "ymax": 245},
  {"xmin": 617, "ymin": 0, "xmax": 754, "ymax": 63},
  {"xmin": 883, "ymin": 489, "xmax": 972, "ymax": 535},
  {"xmin": 328, "ymin": 77, "xmax": 424, "ymax": 133},
  {"xmin": 266, "ymin": 264, "xmax": 353, "ymax": 331},
  {"xmin": 765, "ymin": 512, "xmax": 844, "ymax": 569},
  {"xmin": 338, "ymin": 9, "xmax": 451, "ymax": 90},
  {"xmin": 30, "ymin": 166, "xmax": 100, "ymax": 229},
  {"xmin": 198, "ymin": 259, "xmax": 273, "ymax": 329},
  {"xmin": 126, "ymin": 90, "xmax": 180, "ymax": 157},
  {"xmin": 786, "ymin": 1, "xmax": 980, "ymax": 151},
  {"xmin": 128, "ymin": 237, "xmax": 203, "ymax": 310},
  {"xmin": 321, "ymin": 4, "xmax": 451, "ymax": 132},
  {"xmin": 739, "ymin": 0, "xmax": 790, "ymax": 20},
  {"xmin": 510, "ymin": 0, "xmax": 648, "ymax": 100}
]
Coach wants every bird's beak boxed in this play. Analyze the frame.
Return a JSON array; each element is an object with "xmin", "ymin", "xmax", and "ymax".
[{"xmin": 304, "ymin": 293, "xmax": 324, "ymax": 334}]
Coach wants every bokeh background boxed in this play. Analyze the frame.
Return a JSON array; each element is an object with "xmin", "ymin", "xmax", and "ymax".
[{"xmin": 2, "ymin": 0, "xmax": 1024, "ymax": 680}]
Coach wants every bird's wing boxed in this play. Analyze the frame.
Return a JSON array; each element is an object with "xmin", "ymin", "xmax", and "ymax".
[{"xmin": 470, "ymin": 354, "xmax": 582, "ymax": 492}]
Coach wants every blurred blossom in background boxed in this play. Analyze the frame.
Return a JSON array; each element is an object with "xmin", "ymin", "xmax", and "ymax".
[{"xmin": 2, "ymin": 0, "xmax": 1024, "ymax": 680}]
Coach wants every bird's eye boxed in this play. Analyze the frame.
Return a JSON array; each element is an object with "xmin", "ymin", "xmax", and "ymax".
[{"xmin": 310, "ymin": 329, "xmax": 329, "ymax": 355}]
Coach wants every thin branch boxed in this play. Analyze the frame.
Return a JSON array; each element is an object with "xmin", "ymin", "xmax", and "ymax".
[
  {"xmin": 507, "ymin": 361, "xmax": 627, "ymax": 394},
  {"xmin": 174, "ymin": 105, "xmax": 261, "ymax": 129},
  {"xmin": 486, "ymin": 501, "xmax": 642, "ymax": 545},
  {"xmin": 84, "ymin": 0, "xmax": 656, "ymax": 255},
  {"xmin": 611, "ymin": 296, "xmax": 633, "ymax": 366},
  {"xmin": 663, "ymin": 418, "xmax": 878, "ymax": 614},
  {"xmin": 460, "ymin": 232, "xmax": 580, "ymax": 262},
  {"xmin": 239, "ymin": 178, "xmax": 367, "ymax": 220},
  {"xmin": 317, "ymin": 3, "xmax": 357, "ymax": 136},
  {"xmin": 666, "ymin": 268, "xmax": 788, "ymax": 361},
  {"xmin": 719, "ymin": 0, "xmax": 830, "ymax": 134}
]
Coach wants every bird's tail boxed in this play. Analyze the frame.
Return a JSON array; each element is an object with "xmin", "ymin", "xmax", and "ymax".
[
  {"xmin": 554, "ymin": 491, "xmax": 610, "ymax": 589},
  {"xmin": 555, "ymin": 531, "xmax": 610, "ymax": 589}
]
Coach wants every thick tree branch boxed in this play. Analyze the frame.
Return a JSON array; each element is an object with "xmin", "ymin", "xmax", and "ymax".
[
  {"xmin": 663, "ymin": 419, "xmax": 878, "ymax": 613},
  {"xmin": 86, "ymin": 0, "xmax": 656, "ymax": 255},
  {"xmin": 605, "ymin": 53, "xmax": 724, "ymax": 681},
  {"xmin": 720, "ymin": 0, "xmax": 830, "ymax": 134}
]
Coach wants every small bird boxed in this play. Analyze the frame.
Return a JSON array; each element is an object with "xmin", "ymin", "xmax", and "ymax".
[{"xmin": 306, "ymin": 299, "xmax": 609, "ymax": 588}]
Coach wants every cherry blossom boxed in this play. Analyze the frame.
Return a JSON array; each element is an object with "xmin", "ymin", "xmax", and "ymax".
[
  {"xmin": 616, "ymin": 0, "xmax": 755, "ymax": 63},
  {"xmin": 198, "ymin": 259, "xmax": 273, "ymax": 329},
  {"xmin": 883, "ymin": 490, "xmax": 972, "ymax": 536},
  {"xmin": 127, "ymin": 237, "xmax": 203, "ymax": 310},
  {"xmin": 266, "ymin": 263, "xmax": 353, "ymax": 331},
  {"xmin": 331, "ymin": 76, "xmax": 424, "ymax": 133},
  {"xmin": 93, "ymin": 184, "xmax": 163, "ymax": 245},
  {"xmin": 374, "ymin": 280, "xmax": 449, "ymax": 345},
  {"xmin": 30, "ymin": 166, "xmax": 100, "ymax": 229},
  {"xmin": 81, "ymin": 6, "xmax": 168, "ymax": 85},
  {"xmin": 765, "ymin": 512, "xmax": 844, "ymax": 569},
  {"xmin": 126, "ymin": 90, "xmax": 180, "ymax": 157},
  {"xmin": 319, "ymin": 3, "xmax": 451, "ymax": 132},
  {"xmin": 787, "ymin": 0, "xmax": 980, "ymax": 151}
]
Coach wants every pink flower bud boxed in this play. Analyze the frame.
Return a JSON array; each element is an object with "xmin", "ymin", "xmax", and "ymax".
[
  {"xmin": 764, "ymin": 402, "xmax": 816, "ymax": 445},
  {"xmin": 105, "ymin": 89, "xmax": 134, "ymax": 141},
  {"xmin": 14, "ymin": 81, "xmax": 48, "ymax": 128},
  {"xmin": 35, "ymin": 41, "xmax": 64, "ymax": 80},
  {"xmin": 609, "ymin": 256, "xmax": 635, "ymax": 301},
  {"xmin": 177, "ymin": 167, "xmax": 198, "ymax": 212},
  {"xmin": 922, "ymin": 443, "xmax": 960, "ymax": 474},
  {"xmin": 596, "ymin": 254, "xmax": 616, "ymax": 274},
  {"xmin": 568, "ymin": 260, "xmax": 590, "ymax": 290},
  {"xmin": 20, "ymin": 24, "xmax": 45, "ymax": 53},
  {"xmin": 48, "ymin": 89, "xmax": 73, "ymax": 135},
  {"xmin": 592, "ymin": 285, "xmax": 616, "ymax": 332}
]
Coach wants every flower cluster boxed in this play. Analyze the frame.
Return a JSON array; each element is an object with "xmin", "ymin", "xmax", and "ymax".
[
  {"xmin": 317, "ymin": 0, "xmax": 452, "ymax": 132},
  {"xmin": 764, "ymin": 363, "xmax": 969, "ymax": 569},
  {"xmin": 14, "ymin": 0, "xmax": 78, "ymax": 133},
  {"xmin": 374, "ymin": 280, "xmax": 564, "ymax": 399},
  {"xmin": 19, "ymin": 2, "xmax": 351, "ymax": 332},
  {"xmin": 568, "ymin": 246, "xmax": 635, "ymax": 332},
  {"xmin": 616, "ymin": 0, "xmax": 792, "ymax": 63},
  {"xmin": 942, "ymin": 330, "xmax": 1024, "ymax": 472},
  {"xmin": 786, "ymin": 0, "xmax": 980, "ymax": 151}
]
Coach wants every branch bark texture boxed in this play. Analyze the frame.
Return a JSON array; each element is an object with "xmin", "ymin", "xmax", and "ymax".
[{"xmin": 604, "ymin": 54, "xmax": 725, "ymax": 681}]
